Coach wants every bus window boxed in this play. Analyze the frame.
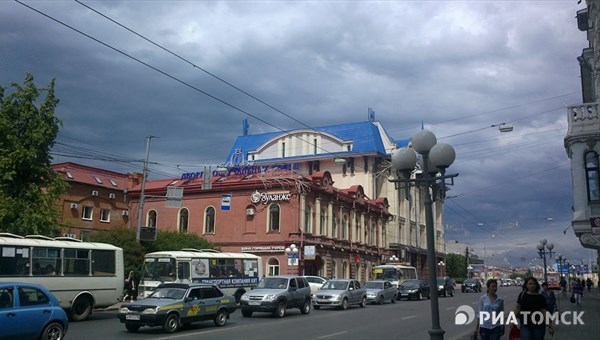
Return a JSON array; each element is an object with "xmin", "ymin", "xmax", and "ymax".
[
  {"xmin": 32, "ymin": 247, "xmax": 61, "ymax": 276},
  {"xmin": 91, "ymin": 250, "xmax": 116, "ymax": 276},
  {"xmin": 0, "ymin": 246, "xmax": 30, "ymax": 276},
  {"xmin": 178, "ymin": 262, "xmax": 190, "ymax": 280},
  {"xmin": 63, "ymin": 249, "xmax": 90, "ymax": 276}
]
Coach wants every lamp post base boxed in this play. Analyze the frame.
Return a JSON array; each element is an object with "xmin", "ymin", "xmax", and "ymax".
[{"xmin": 428, "ymin": 328, "xmax": 445, "ymax": 340}]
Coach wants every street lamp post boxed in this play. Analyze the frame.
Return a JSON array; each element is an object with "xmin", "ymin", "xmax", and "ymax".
[
  {"xmin": 389, "ymin": 255, "xmax": 399, "ymax": 263},
  {"xmin": 556, "ymin": 254, "xmax": 567, "ymax": 290},
  {"xmin": 438, "ymin": 261, "xmax": 446, "ymax": 277},
  {"xmin": 467, "ymin": 265, "xmax": 473, "ymax": 279},
  {"xmin": 285, "ymin": 244, "xmax": 299, "ymax": 275},
  {"xmin": 536, "ymin": 239, "xmax": 554, "ymax": 283},
  {"xmin": 390, "ymin": 130, "xmax": 458, "ymax": 340}
]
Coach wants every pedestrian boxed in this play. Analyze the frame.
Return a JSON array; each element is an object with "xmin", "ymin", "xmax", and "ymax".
[
  {"xmin": 559, "ymin": 276, "xmax": 567, "ymax": 298},
  {"xmin": 512, "ymin": 277, "xmax": 549, "ymax": 340},
  {"xmin": 585, "ymin": 278, "xmax": 592, "ymax": 293},
  {"xmin": 573, "ymin": 279, "xmax": 583, "ymax": 307},
  {"xmin": 124, "ymin": 271, "xmax": 137, "ymax": 302},
  {"xmin": 541, "ymin": 282, "xmax": 556, "ymax": 313},
  {"xmin": 474, "ymin": 279, "xmax": 504, "ymax": 340}
]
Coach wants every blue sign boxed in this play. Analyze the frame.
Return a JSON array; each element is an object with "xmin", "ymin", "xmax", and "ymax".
[{"xmin": 221, "ymin": 194, "xmax": 231, "ymax": 211}]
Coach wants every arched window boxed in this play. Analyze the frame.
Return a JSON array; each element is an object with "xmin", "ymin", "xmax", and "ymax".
[
  {"xmin": 332, "ymin": 212, "xmax": 338, "ymax": 238},
  {"xmin": 147, "ymin": 210, "xmax": 157, "ymax": 228},
  {"xmin": 342, "ymin": 214, "xmax": 349, "ymax": 240},
  {"xmin": 204, "ymin": 206, "xmax": 215, "ymax": 234},
  {"xmin": 355, "ymin": 213, "xmax": 361, "ymax": 243},
  {"xmin": 269, "ymin": 204, "xmax": 280, "ymax": 231},
  {"xmin": 331, "ymin": 260, "xmax": 337, "ymax": 279},
  {"xmin": 304, "ymin": 204, "xmax": 312, "ymax": 233},
  {"xmin": 371, "ymin": 222, "xmax": 376, "ymax": 246},
  {"xmin": 585, "ymin": 151, "xmax": 600, "ymax": 201},
  {"xmin": 267, "ymin": 257, "xmax": 280, "ymax": 276},
  {"xmin": 342, "ymin": 261, "xmax": 349, "ymax": 279},
  {"xmin": 320, "ymin": 209, "xmax": 326, "ymax": 235},
  {"xmin": 178, "ymin": 208, "xmax": 189, "ymax": 233}
]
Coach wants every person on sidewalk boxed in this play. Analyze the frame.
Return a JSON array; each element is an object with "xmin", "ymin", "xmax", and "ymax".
[
  {"xmin": 123, "ymin": 271, "xmax": 137, "ymax": 302},
  {"xmin": 586, "ymin": 278, "xmax": 592, "ymax": 293},
  {"xmin": 573, "ymin": 279, "xmax": 584, "ymax": 307},
  {"xmin": 512, "ymin": 277, "xmax": 548, "ymax": 340},
  {"xmin": 559, "ymin": 277, "xmax": 567, "ymax": 298},
  {"xmin": 474, "ymin": 279, "xmax": 504, "ymax": 340}
]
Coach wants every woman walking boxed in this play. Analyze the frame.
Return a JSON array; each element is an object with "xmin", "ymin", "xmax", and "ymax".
[
  {"xmin": 474, "ymin": 279, "xmax": 504, "ymax": 340},
  {"xmin": 512, "ymin": 277, "xmax": 549, "ymax": 340}
]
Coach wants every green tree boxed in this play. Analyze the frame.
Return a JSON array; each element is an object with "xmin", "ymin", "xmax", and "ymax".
[
  {"xmin": 446, "ymin": 253, "xmax": 466, "ymax": 279},
  {"xmin": 143, "ymin": 230, "xmax": 218, "ymax": 254},
  {"xmin": 0, "ymin": 73, "xmax": 65, "ymax": 235}
]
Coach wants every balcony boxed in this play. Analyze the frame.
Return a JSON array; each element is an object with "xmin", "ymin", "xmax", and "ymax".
[{"xmin": 566, "ymin": 102, "xmax": 599, "ymax": 137}]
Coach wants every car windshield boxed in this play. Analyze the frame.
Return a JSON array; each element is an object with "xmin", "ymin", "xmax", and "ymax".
[
  {"xmin": 321, "ymin": 281, "xmax": 349, "ymax": 290},
  {"xmin": 365, "ymin": 282, "xmax": 383, "ymax": 289},
  {"xmin": 464, "ymin": 279, "xmax": 476, "ymax": 284},
  {"xmin": 257, "ymin": 278, "xmax": 289, "ymax": 289},
  {"xmin": 437, "ymin": 279, "xmax": 446, "ymax": 285},
  {"xmin": 401, "ymin": 280, "xmax": 420, "ymax": 288},
  {"xmin": 148, "ymin": 287, "xmax": 186, "ymax": 300}
]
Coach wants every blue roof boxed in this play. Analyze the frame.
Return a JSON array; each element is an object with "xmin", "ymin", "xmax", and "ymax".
[{"xmin": 225, "ymin": 121, "xmax": 409, "ymax": 164}]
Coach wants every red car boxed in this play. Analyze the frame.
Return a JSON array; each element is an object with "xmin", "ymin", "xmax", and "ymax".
[{"xmin": 547, "ymin": 281, "xmax": 561, "ymax": 290}]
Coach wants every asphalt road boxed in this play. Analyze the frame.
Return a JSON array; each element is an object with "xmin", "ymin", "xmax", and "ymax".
[{"xmin": 66, "ymin": 286, "xmax": 523, "ymax": 340}]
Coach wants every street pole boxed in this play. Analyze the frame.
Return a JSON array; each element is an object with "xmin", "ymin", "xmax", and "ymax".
[{"xmin": 136, "ymin": 136, "xmax": 155, "ymax": 242}]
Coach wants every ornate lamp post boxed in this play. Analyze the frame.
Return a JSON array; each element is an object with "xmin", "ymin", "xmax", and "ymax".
[
  {"xmin": 389, "ymin": 255, "xmax": 399, "ymax": 262},
  {"xmin": 390, "ymin": 130, "xmax": 458, "ymax": 340},
  {"xmin": 285, "ymin": 244, "xmax": 299, "ymax": 274},
  {"xmin": 556, "ymin": 254, "xmax": 567, "ymax": 290},
  {"xmin": 536, "ymin": 239, "xmax": 554, "ymax": 283},
  {"xmin": 467, "ymin": 265, "xmax": 474, "ymax": 279}
]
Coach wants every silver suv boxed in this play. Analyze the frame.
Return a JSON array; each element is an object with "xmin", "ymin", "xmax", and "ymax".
[{"xmin": 239, "ymin": 275, "xmax": 311, "ymax": 318}]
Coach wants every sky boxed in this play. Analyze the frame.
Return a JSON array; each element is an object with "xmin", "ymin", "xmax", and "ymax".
[{"xmin": 1, "ymin": 0, "xmax": 595, "ymax": 269}]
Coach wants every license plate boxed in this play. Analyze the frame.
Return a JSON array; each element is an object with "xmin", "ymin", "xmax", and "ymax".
[
  {"xmin": 126, "ymin": 314, "xmax": 141, "ymax": 320},
  {"xmin": 400, "ymin": 294, "xmax": 408, "ymax": 297},
  {"xmin": 249, "ymin": 301, "xmax": 260, "ymax": 306}
]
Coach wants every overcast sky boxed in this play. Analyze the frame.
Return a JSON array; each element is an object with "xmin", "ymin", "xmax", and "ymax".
[{"xmin": 1, "ymin": 0, "xmax": 594, "ymax": 269}]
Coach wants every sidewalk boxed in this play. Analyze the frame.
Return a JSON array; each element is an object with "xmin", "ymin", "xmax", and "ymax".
[{"xmin": 452, "ymin": 288, "xmax": 600, "ymax": 339}]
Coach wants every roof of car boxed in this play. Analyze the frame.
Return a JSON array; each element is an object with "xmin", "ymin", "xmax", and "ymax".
[
  {"xmin": 264, "ymin": 275, "xmax": 305, "ymax": 279},
  {"xmin": 157, "ymin": 283, "xmax": 218, "ymax": 289}
]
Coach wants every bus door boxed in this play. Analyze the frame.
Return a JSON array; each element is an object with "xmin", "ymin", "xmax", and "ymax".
[{"xmin": 177, "ymin": 261, "xmax": 191, "ymax": 282}]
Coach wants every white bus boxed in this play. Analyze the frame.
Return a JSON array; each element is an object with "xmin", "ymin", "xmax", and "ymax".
[
  {"xmin": 139, "ymin": 248, "xmax": 262, "ymax": 302},
  {"xmin": 0, "ymin": 233, "xmax": 124, "ymax": 321},
  {"xmin": 372, "ymin": 263, "xmax": 418, "ymax": 287}
]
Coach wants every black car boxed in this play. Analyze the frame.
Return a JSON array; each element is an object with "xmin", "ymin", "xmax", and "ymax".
[
  {"xmin": 462, "ymin": 278, "xmax": 482, "ymax": 293},
  {"xmin": 398, "ymin": 279, "xmax": 431, "ymax": 300},
  {"xmin": 437, "ymin": 277, "xmax": 455, "ymax": 297}
]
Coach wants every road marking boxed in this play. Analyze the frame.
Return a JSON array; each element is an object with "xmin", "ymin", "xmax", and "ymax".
[
  {"xmin": 318, "ymin": 331, "xmax": 348, "ymax": 338},
  {"xmin": 157, "ymin": 325, "xmax": 243, "ymax": 340},
  {"xmin": 402, "ymin": 315, "xmax": 417, "ymax": 320},
  {"xmin": 446, "ymin": 307, "xmax": 456, "ymax": 310}
]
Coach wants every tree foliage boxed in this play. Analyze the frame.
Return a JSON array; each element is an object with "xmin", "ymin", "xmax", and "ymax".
[
  {"xmin": 446, "ymin": 253, "xmax": 467, "ymax": 279},
  {"xmin": 90, "ymin": 228, "xmax": 217, "ymax": 276},
  {"xmin": 0, "ymin": 73, "xmax": 65, "ymax": 235}
]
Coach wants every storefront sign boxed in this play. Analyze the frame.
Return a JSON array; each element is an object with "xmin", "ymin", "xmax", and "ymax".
[
  {"xmin": 241, "ymin": 245, "xmax": 285, "ymax": 253},
  {"xmin": 304, "ymin": 245, "xmax": 316, "ymax": 260},
  {"xmin": 250, "ymin": 190, "xmax": 291, "ymax": 204}
]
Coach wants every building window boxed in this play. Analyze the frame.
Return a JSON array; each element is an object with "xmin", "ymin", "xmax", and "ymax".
[
  {"xmin": 304, "ymin": 204, "xmax": 312, "ymax": 233},
  {"xmin": 342, "ymin": 214, "xmax": 349, "ymax": 240},
  {"xmin": 355, "ymin": 213, "xmax": 361, "ymax": 243},
  {"xmin": 342, "ymin": 261, "xmax": 349, "ymax": 279},
  {"xmin": 282, "ymin": 142, "xmax": 286, "ymax": 158},
  {"xmin": 204, "ymin": 207, "xmax": 216, "ymax": 234},
  {"xmin": 585, "ymin": 151, "xmax": 600, "ymax": 201},
  {"xmin": 100, "ymin": 208, "xmax": 110, "ymax": 222},
  {"xmin": 320, "ymin": 209, "xmax": 326, "ymax": 235},
  {"xmin": 269, "ymin": 204, "xmax": 280, "ymax": 231},
  {"xmin": 371, "ymin": 222, "xmax": 376, "ymax": 246},
  {"xmin": 147, "ymin": 210, "xmax": 157, "ymax": 228},
  {"xmin": 331, "ymin": 260, "xmax": 337, "ymax": 279},
  {"xmin": 82, "ymin": 206, "xmax": 93, "ymax": 220},
  {"xmin": 80, "ymin": 230, "xmax": 91, "ymax": 242},
  {"xmin": 178, "ymin": 208, "xmax": 189, "ymax": 233},
  {"xmin": 313, "ymin": 138, "xmax": 318, "ymax": 154},
  {"xmin": 332, "ymin": 212, "xmax": 338, "ymax": 238},
  {"xmin": 267, "ymin": 258, "xmax": 280, "ymax": 276}
]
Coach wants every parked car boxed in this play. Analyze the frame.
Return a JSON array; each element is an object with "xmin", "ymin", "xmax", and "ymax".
[
  {"xmin": 462, "ymin": 278, "xmax": 483, "ymax": 293},
  {"xmin": 365, "ymin": 280, "xmax": 397, "ymax": 304},
  {"xmin": 239, "ymin": 276, "xmax": 311, "ymax": 318},
  {"xmin": 303, "ymin": 275, "xmax": 328, "ymax": 295},
  {"xmin": 397, "ymin": 279, "xmax": 431, "ymax": 300},
  {"xmin": 437, "ymin": 277, "xmax": 455, "ymax": 297},
  {"xmin": 117, "ymin": 283, "xmax": 236, "ymax": 333},
  {"xmin": 312, "ymin": 279, "xmax": 367, "ymax": 310},
  {"xmin": 0, "ymin": 282, "xmax": 68, "ymax": 339}
]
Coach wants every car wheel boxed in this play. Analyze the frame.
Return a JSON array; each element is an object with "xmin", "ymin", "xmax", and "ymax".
[
  {"xmin": 300, "ymin": 299, "xmax": 311, "ymax": 314},
  {"xmin": 214, "ymin": 309, "xmax": 227, "ymax": 327},
  {"xmin": 360, "ymin": 296, "xmax": 366, "ymax": 308},
  {"xmin": 70, "ymin": 296, "xmax": 92, "ymax": 321},
  {"xmin": 163, "ymin": 313, "xmax": 180, "ymax": 333},
  {"xmin": 241, "ymin": 309, "xmax": 253, "ymax": 317},
  {"xmin": 41, "ymin": 322, "xmax": 65, "ymax": 340},
  {"xmin": 443, "ymin": 290, "xmax": 447, "ymax": 297},
  {"xmin": 125, "ymin": 323, "xmax": 141, "ymax": 332},
  {"xmin": 314, "ymin": 305, "xmax": 321, "ymax": 310},
  {"xmin": 340, "ymin": 298, "xmax": 349, "ymax": 310},
  {"xmin": 273, "ymin": 301, "xmax": 286, "ymax": 318},
  {"xmin": 378, "ymin": 296, "xmax": 384, "ymax": 305},
  {"xmin": 417, "ymin": 292, "xmax": 422, "ymax": 301},
  {"xmin": 391, "ymin": 294, "xmax": 397, "ymax": 303}
]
